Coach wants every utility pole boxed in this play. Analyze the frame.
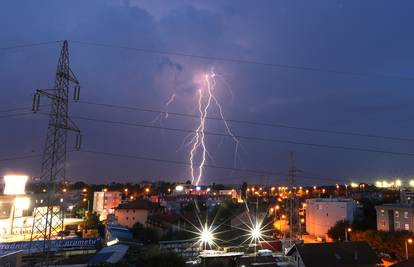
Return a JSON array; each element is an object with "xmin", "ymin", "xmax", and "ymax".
[{"xmin": 30, "ymin": 40, "xmax": 81, "ymax": 265}]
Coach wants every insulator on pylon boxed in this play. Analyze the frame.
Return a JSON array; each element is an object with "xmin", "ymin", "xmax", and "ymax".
[
  {"xmin": 73, "ymin": 84, "xmax": 80, "ymax": 101},
  {"xmin": 32, "ymin": 93, "xmax": 40, "ymax": 112},
  {"xmin": 75, "ymin": 134, "xmax": 82, "ymax": 150}
]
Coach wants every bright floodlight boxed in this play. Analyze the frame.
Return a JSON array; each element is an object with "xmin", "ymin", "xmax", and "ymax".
[
  {"xmin": 410, "ymin": 180, "xmax": 414, "ymax": 187},
  {"xmin": 396, "ymin": 180, "xmax": 402, "ymax": 187},
  {"xmin": 4, "ymin": 175, "xmax": 28, "ymax": 195},
  {"xmin": 14, "ymin": 197, "xmax": 30, "ymax": 210},
  {"xmin": 200, "ymin": 228, "xmax": 213, "ymax": 244},
  {"xmin": 175, "ymin": 185, "xmax": 184, "ymax": 191},
  {"xmin": 251, "ymin": 223, "xmax": 262, "ymax": 240},
  {"xmin": 350, "ymin": 182, "xmax": 358, "ymax": 188}
]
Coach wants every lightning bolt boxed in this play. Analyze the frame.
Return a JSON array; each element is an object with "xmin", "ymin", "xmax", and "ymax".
[{"xmin": 190, "ymin": 69, "xmax": 240, "ymax": 186}]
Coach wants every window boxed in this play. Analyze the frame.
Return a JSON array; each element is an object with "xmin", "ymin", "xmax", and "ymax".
[
  {"xmin": 396, "ymin": 222, "xmax": 400, "ymax": 229},
  {"xmin": 395, "ymin": 211, "xmax": 399, "ymax": 218},
  {"xmin": 404, "ymin": 211, "xmax": 409, "ymax": 219},
  {"xmin": 405, "ymin": 224, "xmax": 410, "ymax": 231}
]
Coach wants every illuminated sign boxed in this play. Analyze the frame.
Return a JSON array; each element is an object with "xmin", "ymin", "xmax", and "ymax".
[{"xmin": 4, "ymin": 175, "xmax": 28, "ymax": 195}]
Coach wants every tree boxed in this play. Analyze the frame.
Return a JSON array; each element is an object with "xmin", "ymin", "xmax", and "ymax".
[
  {"xmin": 351, "ymin": 230, "xmax": 414, "ymax": 260},
  {"xmin": 84, "ymin": 212, "xmax": 100, "ymax": 229},
  {"xmin": 327, "ymin": 220, "xmax": 350, "ymax": 241}
]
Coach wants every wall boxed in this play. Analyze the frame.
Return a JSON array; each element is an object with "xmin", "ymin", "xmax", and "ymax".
[
  {"xmin": 305, "ymin": 199, "xmax": 355, "ymax": 238},
  {"xmin": 115, "ymin": 209, "xmax": 149, "ymax": 228}
]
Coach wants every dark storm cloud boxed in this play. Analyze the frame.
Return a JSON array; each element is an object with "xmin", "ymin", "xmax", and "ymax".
[{"xmin": 1, "ymin": 0, "xmax": 414, "ymax": 185}]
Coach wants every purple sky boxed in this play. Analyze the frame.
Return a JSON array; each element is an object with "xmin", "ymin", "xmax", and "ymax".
[{"xmin": 1, "ymin": 1, "xmax": 414, "ymax": 185}]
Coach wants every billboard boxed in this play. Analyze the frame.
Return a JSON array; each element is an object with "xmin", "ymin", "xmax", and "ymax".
[{"xmin": 0, "ymin": 238, "xmax": 101, "ymax": 254}]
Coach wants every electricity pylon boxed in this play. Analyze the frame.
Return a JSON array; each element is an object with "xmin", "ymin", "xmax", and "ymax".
[{"xmin": 30, "ymin": 40, "xmax": 81, "ymax": 265}]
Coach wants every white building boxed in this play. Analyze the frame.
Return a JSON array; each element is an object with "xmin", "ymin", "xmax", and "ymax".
[
  {"xmin": 305, "ymin": 198, "xmax": 355, "ymax": 239},
  {"xmin": 93, "ymin": 191, "xmax": 122, "ymax": 220}
]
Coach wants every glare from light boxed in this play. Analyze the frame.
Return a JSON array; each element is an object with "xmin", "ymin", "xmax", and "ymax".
[
  {"xmin": 251, "ymin": 224, "xmax": 262, "ymax": 240},
  {"xmin": 396, "ymin": 180, "xmax": 402, "ymax": 187},
  {"xmin": 410, "ymin": 180, "xmax": 414, "ymax": 187},
  {"xmin": 4, "ymin": 175, "xmax": 28, "ymax": 195},
  {"xmin": 176, "ymin": 185, "xmax": 184, "ymax": 191},
  {"xmin": 14, "ymin": 197, "xmax": 30, "ymax": 210},
  {"xmin": 199, "ymin": 224, "xmax": 214, "ymax": 247},
  {"xmin": 350, "ymin": 182, "xmax": 358, "ymax": 188}
]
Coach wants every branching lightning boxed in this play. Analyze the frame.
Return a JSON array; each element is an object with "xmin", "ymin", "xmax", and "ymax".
[{"xmin": 189, "ymin": 69, "xmax": 240, "ymax": 186}]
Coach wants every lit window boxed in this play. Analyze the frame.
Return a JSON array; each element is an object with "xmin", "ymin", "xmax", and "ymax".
[
  {"xmin": 396, "ymin": 222, "xmax": 400, "ymax": 229},
  {"xmin": 395, "ymin": 211, "xmax": 399, "ymax": 218},
  {"xmin": 381, "ymin": 220, "xmax": 385, "ymax": 226},
  {"xmin": 404, "ymin": 212, "xmax": 409, "ymax": 219},
  {"xmin": 405, "ymin": 224, "xmax": 410, "ymax": 231}
]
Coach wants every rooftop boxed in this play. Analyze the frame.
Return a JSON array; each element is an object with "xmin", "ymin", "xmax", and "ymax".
[
  {"xmin": 115, "ymin": 199, "xmax": 152, "ymax": 210},
  {"xmin": 286, "ymin": 241, "xmax": 380, "ymax": 267}
]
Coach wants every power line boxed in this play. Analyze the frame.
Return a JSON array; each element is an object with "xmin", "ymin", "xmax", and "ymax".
[
  {"xmin": 0, "ymin": 106, "xmax": 32, "ymax": 113},
  {"xmin": 0, "ymin": 41, "xmax": 61, "ymax": 51},
  {"xmin": 0, "ymin": 153, "xmax": 42, "ymax": 162},
  {"xmin": 77, "ymin": 149, "xmax": 352, "ymax": 183},
  {"xmin": 6, "ymin": 100, "xmax": 414, "ymax": 143},
  {"xmin": 64, "ymin": 113, "xmax": 414, "ymax": 158},
  {"xmin": 0, "ymin": 112, "xmax": 34, "ymax": 119},
  {"xmin": 0, "ymin": 149, "xmax": 355, "ymax": 183},
  {"xmin": 78, "ymin": 100, "xmax": 414, "ymax": 142},
  {"xmin": 71, "ymin": 40, "xmax": 414, "ymax": 81}
]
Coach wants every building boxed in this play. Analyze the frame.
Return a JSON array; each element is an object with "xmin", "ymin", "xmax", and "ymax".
[
  {"xmin": 92, "ymin": 191, "xmax": 122, "ymax": 220},
  {"xmin": 400, "ymin": 189, "xmax": 414, "ymax": 204},
  {"xmin": 114, "ymin": 199, "xmax": 152, "ymax": 228},
  {"xmin": 376, "ymin": 203, "xmax": 414, "ymax": 232},
  {"xmin": 285, "ymin": 241, "xmax": 379, "ymax": 267},
  {"xmin": 305, "ymin": 198, "xmax": 356, "ymax": 239}
]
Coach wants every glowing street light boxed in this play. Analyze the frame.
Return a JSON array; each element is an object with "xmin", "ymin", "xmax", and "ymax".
[
  {"xmin": 410, "ymin": 180, "xmax": 414, "ymax": 187},
  {"xmin": 345, "ymin": 227, "xmax": 352, "ymax": 241},
  {"xmin": 406, "ymin": 238, "xmax": 413, "ymax": 259},
  {"xmin": 250, "ymin": 223, "xmax": 262, "ymax": 241},
  {"xmin": 198, "ymin": 223, "xmax": 215, "ymax": 249}
]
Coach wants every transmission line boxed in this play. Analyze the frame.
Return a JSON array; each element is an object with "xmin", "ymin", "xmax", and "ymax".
[
  {"xmin": 71, "ymin": 40, "xmax": 414, "ymax": 81},
  {"xmin": 78, "ymin": 100, "xmax": 414, "ymax": 142}
]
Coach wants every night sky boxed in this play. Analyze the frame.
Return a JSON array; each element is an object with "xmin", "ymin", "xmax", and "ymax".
[{"xmin": 1, "ymin": 1, "xmax": 414, "ymax": 185}]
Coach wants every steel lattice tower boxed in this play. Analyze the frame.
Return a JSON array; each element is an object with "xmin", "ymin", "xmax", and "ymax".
[{"xmin": 30, "ymin": 40, "xmax": 81, "ymax": 265}]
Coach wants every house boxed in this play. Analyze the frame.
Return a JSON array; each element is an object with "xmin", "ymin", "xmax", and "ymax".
[
  {"xmin": 285, "ymin": 241, "xmax": 380, "ymax": 267},
  {"xmin": 114, "ymin": 199, "xmax": 153, "ymax": 228},
  {"xmin": 376, "ymin": 204, "xmax": 414, "ymax": 232}
]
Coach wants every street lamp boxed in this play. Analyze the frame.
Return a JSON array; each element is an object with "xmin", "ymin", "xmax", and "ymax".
[
  {"xmin": 406, "ymin": 238, "xmax": 413, "ymax": 260},
  {"xmin": 345, "ymin": 227, "xmax": 352, "ymax": 241}
]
